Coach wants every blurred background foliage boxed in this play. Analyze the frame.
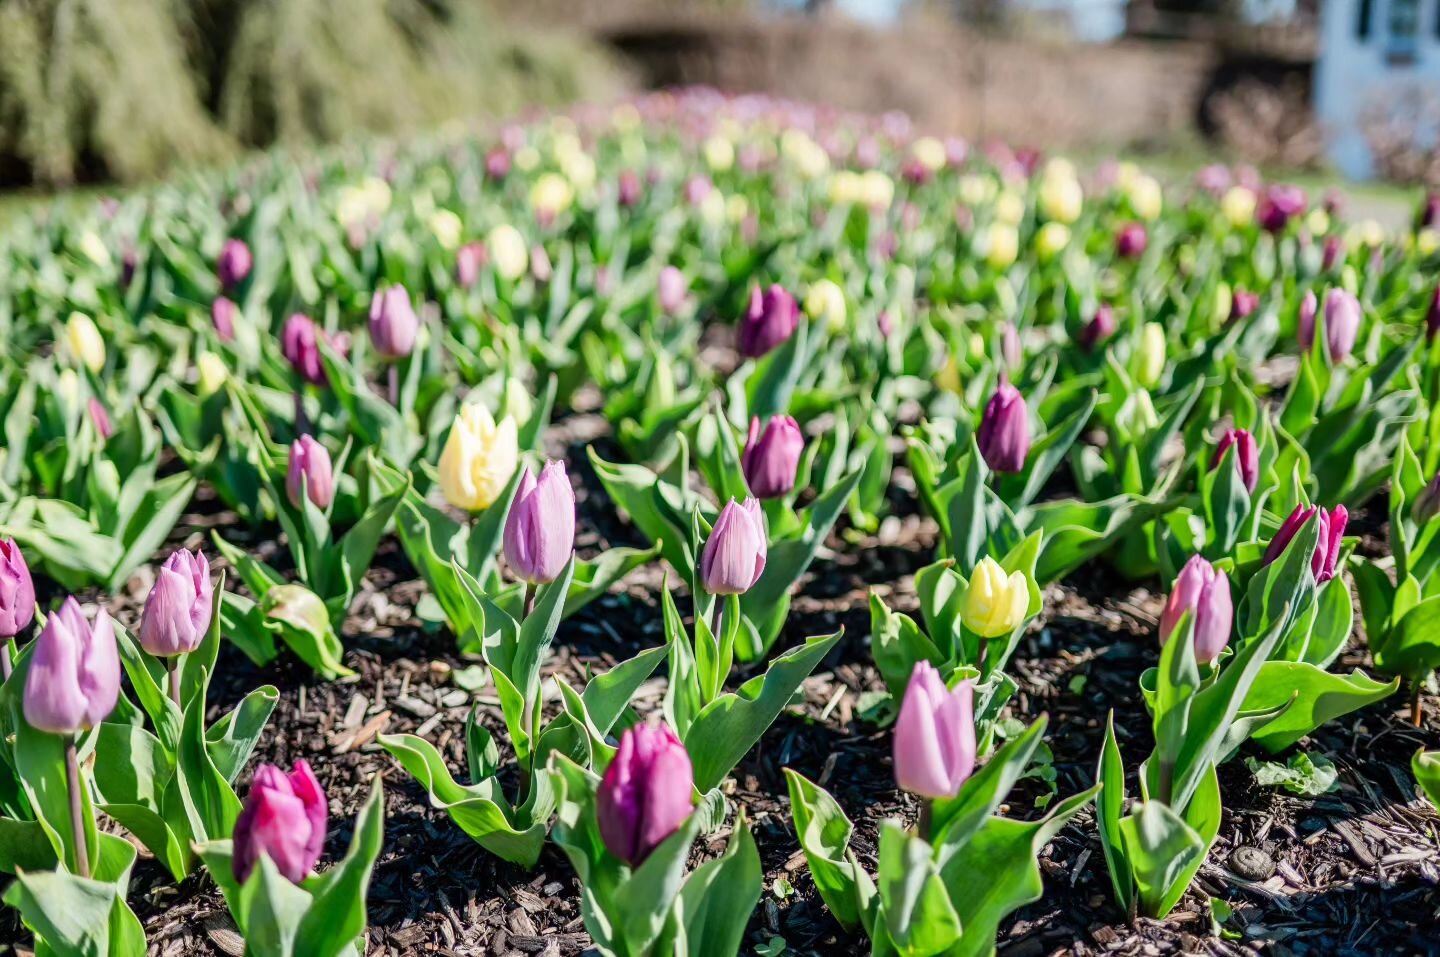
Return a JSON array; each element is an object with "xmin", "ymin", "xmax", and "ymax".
[{"xmin": 0, "ymin": 0, "xmax": 628, "ymax": 187}]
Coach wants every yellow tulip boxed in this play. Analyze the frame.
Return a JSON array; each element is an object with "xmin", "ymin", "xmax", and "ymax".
[
  {"xmin": 1418, "ymin": 228, "xmax": 1439, "ymax": 257},
  {"xmin": 962, "ymin": 557, "xmax": 1029, "ymax": 638},
  {"xmin": 197, "ymin": 352, "xmax": 227, "ymax": 397},
  {"xmin": 1137, "ymin": 322, "xmax": 1166, "ymax": 389},
  {"xmin": 911, "ymin": 136, "xmax": 947, "ymax": 172},
  {"xmin": 829, "ymin": 170, "xmax": 862, "ymax": 206},
  {"xmin": 78, "ymin": 231, "xmax": 112, "ymax": 270},
  {"xmin": 1221, "ymin": 187, "xmax": 1256, "ymax": 228},
  {"xmin": 530, "ymin": 173, "xmax": 574, "ymax": 217},
  {"xmin": 561, "ymin": 151, "xmax": 596, "ymax": 193},
  {"xmin": 437, "ymin": 404, "xmax": 519, "ymax": 512},
  {"xmin": 1034, "ymin": 222, "xmax": 1070, "ymax": 260},
  {"xmin": 1213, "ymin": 282, "xmax": 1233, "ymax": 325},
  {"xmin": 994, "ymin": 191, "xmax": 1025, "ymax": 226},
  {"xmin": 1306, "ymin": 208, "xmax": 1330, "ymax": 236},
  {"xmin": 429, "ymin": 209, "xmax": 463, "ymax": 251},
  {"xmin": 65, "ymin": 312, "xmax": 105, "ymax": 373},
  {"xmin": 726, "ymin": 194, "xmax": 750, "ymax": 224},
  {"xmin": 1127, "ymin": 175, "xmax": 1163, "ymax": 221},
  {"xmin": 1039, "ymin": 174, "xmax": 1083, "ymax": 224},
  {"xmin": 487, "ymin": 225, "xmax": 529, "ymax": 282},
  {"xmin": 935, "ymin": 353, "xmax": 962, "ymax": 394},
  {"xmin": 805, "ymin": 279, "xmax": 847, "ymax": 332},
  {"xmin": 703, "ymin": 135, "xmax": 735, "ymax": 173},
  {"xmin": 514, "ymin": 146, "xmax": 540, "ymax": 171},
  {"xmin": 986, "ymin": 223, "xmax": 1019, "ymax": 269},
  {"xmin": 859, "ymin": 170, "xmax": 895, "ymax": 209},
  {"xmin": 959, "ymin": 174, "xmax": 995, "ymax": 207}
]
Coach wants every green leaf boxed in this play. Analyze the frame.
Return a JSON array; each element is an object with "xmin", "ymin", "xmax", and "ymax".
[
  {"xmin": 1241, "ymin": 663, "xmax": 1398, "ymax": 753},
  {"xmin": 295, "ymin": 777, "xmax": 386, "ymax": 957},
  {"xmin": 3, "ymin": 868, "xmax": 121, "ymax": 957},
  {"xmin": 261, "ymin": 583, "xmax": 352, "ymax": 679},
  {"xmin": 1413, "ymin": 750, "xmax": 1440, "ymax": 810},
  {"xmin": 1246, "ymin": 752, "xmax": 1338, "ymax": 796},
  {"xmin": 1375, "ymin": 594, "xmax": 1440, "ymax": 682},
  {"xmin": 678, "ymin": 816, "xmax": 764, "ymax": 957},
  {"xmin": 876, "ymin": 821, "xmax": 962, "ymax": 957},
  {"xmin": 565, "ymin": 544, "xmax": 660, "ymax": 618},
  {"xmin": 931, "ymin": 716, "xmax": 1048, "ymax": 854},
  {"xmin": 1095, "ymin": 713, "xmax": 1134, "ymax": 914},
  {"xmin": 783, "ymin": 769, "xmax": 874, "ymax": 932}
]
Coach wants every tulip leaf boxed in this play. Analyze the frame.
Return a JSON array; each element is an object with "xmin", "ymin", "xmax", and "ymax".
[
  {"xmin": 784, "ymin": 769, "xmax": 874, "ymax": 933},
  {"xmin": 745, "ymin": 316, "xmax": 810, "ymax": 423},
  {"xmin": 931, "ymin": 715, "xmax": 1047, "ymax": 856},
  {"xmin": 217, "ymin": 589, "xmax": 279, "ymax": 667},
  {"xmin": 869, "ymin": 593, "xmax": 945, "ymax": 698},
  {"xmin": 2, "ymin": 866, "xmax": 135, "ymax": 957},
  {"xmin": 261, "ymin": 584, "xmax": 352, "ymax": 679},
  {"xmin": 580, "ymin": 643, "xmax": 669, "ymax": 738},
  {"xmin": 1095, "ymin": 712, "xmax": 1134, "ymax": 914},
  {"xmin": 1414, "ymin": 750, "xmax": 1440, "ymax": 810},
  {"xmin": 295, "ymin": 777, "xmax": 386, "ymax": 957},
  {"xmin": 876, "ymin": 820, "xmax": 963, "ymax": 957},
  {"xmin": 1375, "ymin": 594, "xmax": 1440, "ymax": 682},
  {"xmin": 0, "ymin": 817, "xmax": 59, "ymax": 875},
  {"xmin": 1241, "ymin": 664, "xmax": 1399, "ymax": 753},
  {"xmin": 113, "ymin": 625, "xmax": 182, "ymax": 754},
  {"xmin": 588, "ymin": 446, "xmax": 699, "ymax": 584},
  {"xmin": 1002, "ymin": 387, "xmax": 1098, "ymax": 511},
  {"xmin": 686, "ymin": 630, "xmax": 841, "ymax": 792},
  {"xmin": 677, "ymin": 815, "xmax": 763, "ymax": 957},
  {"xmin": 566, "ymin": 543, "xmax": 661, "ymax": 619},
  {"xmin": 108, "ymin": 471, "xmax": 198, "ymax": 590},
  {"xmin": 1239, "ymin": 510, "xmax": 1319, "ymax": 644}
]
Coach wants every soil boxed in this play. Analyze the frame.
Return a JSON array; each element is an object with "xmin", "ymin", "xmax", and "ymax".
[{"xmin": 3, "ymin": 403, "xmax": 1438, "ymax": 957}]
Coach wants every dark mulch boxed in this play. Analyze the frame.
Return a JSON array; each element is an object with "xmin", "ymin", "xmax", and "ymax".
[{"xmin": 4, "ymin": 405, "xmax": 1439, "ymax": 957}]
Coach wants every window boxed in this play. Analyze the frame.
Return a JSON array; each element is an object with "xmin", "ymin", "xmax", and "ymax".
[
  {"xmin": 1387, "ymin": 0, "xmax": 1420, "ymax": 62},
  {"xmin": 1357, "ymin": 0, "xmax": 1373, "ymax": 38}
]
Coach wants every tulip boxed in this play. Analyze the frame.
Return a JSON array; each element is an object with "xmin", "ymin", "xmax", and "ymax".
[
  {"xmin": 596, "ymin": 723, "xmax": 694, "ymax": 867},
  {"xmin": 1427, "ymin": 285, "xmax": 1440, "ymax": 342},
  {"xmin": 87, "ymin": 398, "xmax": 113, "ymax": 441},
  {"xmin": 217, "ymin": 239, "xmax": 252, "ymax": 291},
  {"xmin": 1195, "ymin": 164, "xmax": 1231, "ymax": 195},
  {"xmin": 657, "ymin": 266, "xmax": 687, "ymax": 314},
  {"xmin": 1221, "ymin": 186, "xmax": 1257, "ymax": 227},
  {"xmin": 961, "ymin": 557, "xmax": 1029, "ymax": 638},
  {"xmin": 1001, "ymin": 321, "xmax": 1022, "ymax": 371},
  {"xmin": 530, "ymin": 244, "xmax": 552, "ymax": 283},
  {"xmin": 485, "ymin": 147, "xmax": 510, "ymax": 180},
  {"xmin": 1230, "ymin": 288, "xmax": 1260, "ymax": 322},
  {"xmin": 1263, "ymin": 503, "xmax": 1348, "ymax": 584},
  {"xmin": 65, "ymin": 312, "xmax": 105, "ymax": 374},
  {"xmin": 1297, "ymin": 290, "xmax": 1318, "ymax": 349},
  {"xmin": 368, "ymin": 285, "xmax": 419, "ymax": 359},
  {"xmin": 23, "ymin": 597, "xmax": 120, "ymax": 735},
  {"xmin": 529, "ymin": 172, "xmax": 574, "ymax": 219},
  {"xmin": 1115, "ymin": 222, "xmax": 1148, "ymax": 258},
  {"xmin": 1080, "ymin": 304, "xmax": 1116, "ymax": 352},
  {"xmin": 617, "ymin": 170, "xmax": 642, "ymax": 208},
  {"xmin": 211, "ymin": 297, "xmax": 238, "ymax": 342},
  {"xmin": 985, "ymin": 222, "xmax": 1019, "ymax": 269},
  {"xmin": 138, "ymin": 548, "xmax": 214, "ymax": 659},
  {"xmin": 893, "ymin": 662, "xmax": 976, "ymax": 800},
  {"xmin": 684, "ymin": 175, "xmax": 712, "ymax": 207},
  {"xmin": 429, "ymin": 209, "xmax": 462, "ymax": 251},
  {"xmin": 286, "ymin": 435, "xmax": 335, "ymax": 511},
  {"xmin": 978, "ymin": 380, "xmax": 1031, "ymax": 474},
  {"xmin": 1158, "ymin": 555, "xmax": 1232, "ymax": 664},
  {"xmin": 805, "ymin": 279, "xmax": 847, "ymax": 333},
  {"xmin": 738, "ymin": 283, "xmax": 800, "ymax": 359},
  {"xmin": 1128, "ymin": 175, "xmax": 1164, "ymax": 221},
  {"xmin": 1137, "ymin": 322, "xmax": 1166, "ymax": 388},
  {"xmin": 700, "ymin": 498, "xmax": 767, "ymax": 595},
  {"xmin": 197, "ymin": 351, "xmax": 227, "ymax": 397},
  {"xmin": 1322, "ymin": 234, "xmax": 1344, "ymax": 271},
  {"xmin": 438, "ymin": 404, "xmax": 519, "ymax": 512},
  {"xmin": 1319, "ymin": 288, "xmax": 1361, "ymax": 362},
  {"xmin": 503, "ymin": 461, "xmax": 576, "ymax": 585},
  {"xmin": 1414, "ymin": 471, "xmax": 1440, "ymax": 524},
  {"xmin": 878, "ymin": 310, "xmax": 895, "ymax": 338},
  {"xmin": 1034, "ymin": 222, "xmax": 1070, "ymax": 260},
  {"xmin": 1210, "ymin": 428, "xmax": 1258, "ymax": 493},
  {"xmin": 1259, "ymin": 184, "xmax": 1306, "ymax": 232},
  {"xmin": 456, "ymin": 241, "xmax": 486, "ymax": 289},
  {"xmin": 743, "ymin": 416, "xmax": 804, "ymax": 500},
  {"xmin": 233, "ymin": 761, "xmax": 327, "ymax": 885},
  {"xmin": 281, "ymin": 313, "xmax": 328, "ymax": 386},
  {"xmin": 0, "ymin": 539, "xmax": 35, "ymax": 641},
  {"xmin": 487, "ymin": 224, "xmax": 529, "ymax": 282},
  {"xmin": 1420, "ymin": 192, "xmax": 1440, "ymax": 230},
  {"xmin": 1039, "ymin": 172, "xmax": 1083, "ymax": 224}
]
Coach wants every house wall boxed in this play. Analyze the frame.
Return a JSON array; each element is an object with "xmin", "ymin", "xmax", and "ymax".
[{"xmin": 1314, "ymin": 0, "xmax": 1440, "ymax": 178}]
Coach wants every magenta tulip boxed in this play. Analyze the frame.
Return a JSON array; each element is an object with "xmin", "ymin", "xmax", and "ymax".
[
  {"xmin": 657, "ymin": 266, "xmax": 687, "ymax": 315},
  {"xmin": 700, "ymin": 498, "xmax": 767, "ymax": 595},
  {"xmin": 217, "ymin": 238, "xmax": 252, "ymax": 291},
  {"xmin": 892, "ymin": 661, "xmax": 976, "ymax": 799},
  {"xmin": 286, "ymin": 435, "xmax": 334, "ymax": 510},
  {"xmin": 281, "ymin": 313, "xmax": 328, "ymax": 386},
  {"xmin": 1263, "ymin": 504, "xmax": 1348, "ymax": 584},
  {"xmin": 742, "ymin": 416, "xmax": 804, "ymax": 500},
  {"xmin": 978, "ymin": 379, "xmax": 1031, "ymax": 474},
  {"xmin": 1115, "ymin": 222, "xmax": 1147, "ymax": 259},
  {"xmin": 0, "ymin": 539, "xmax": 35, "ymax": 639},
  {"xmin": 503, "ymin": 461, "xmax": 576, "ymax": 585},
  {"xmin": 737, "ymin": 284, "xmax": 800, "ymax": 359},
  {"xmin": 1230, "ymin": 289, "xmax": 1260, "ymax": 322},
  {"xmin": 1299, "ymin": 288, "xmax": 1360, "ymax": 362},
  {"xmin": 1158, "ymin": 556, "xmax": 1233, "ymax": 664},
  {"xmin": 23, "ymin": 597, "xmax": 120, "ymax": 735},
  {"xmin": 1080, "ymin": 304, "xmax": 1116, "ymax": 352},
  {"xmin": 211, "ymin": 297, "xmax": 238, "ymax": 342},
  {"xmin": 456, "ymin": 242, "xmax": 486, "ymax": 289},
  {"xmin": 138, "ymin": 548, "xmax": 214, "ymax": 657},
  {"xmin": 596, "ymin": 723, "xmax": 694, "ymax": 867},
  {"xmin": 1210, "ymin": 428, "xmax": 1258, "ymax": 493},
  {"xmin": 232, "ymin": 761, "xmax": 328, "ymax": 884}
]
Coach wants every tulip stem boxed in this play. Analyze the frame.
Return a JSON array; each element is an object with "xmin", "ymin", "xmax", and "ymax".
[
  {"xmin": 0, "ymin": 641, "xmax": 11, "ymax": 681},
  {"xmin": 523, "ymin": 583, "xmax": 536, "ymax": 621},
  {"xmin": 65, "ymin": 739, "xmax": 90, "ymax": 879},
  {"xmin": 387, "ymin": 364, "xmax": 399, "ymax": 407},
  {"xmin": 168, "ymin": 656, "xmax": 182, "ymax": 708},
  {"xmin": 1412, "ymin": 686, "xmax": 1425, "ymax": 728},
  {"xmin": 293, "ymin": 390, "xmax": 308, "ymax": 437}
]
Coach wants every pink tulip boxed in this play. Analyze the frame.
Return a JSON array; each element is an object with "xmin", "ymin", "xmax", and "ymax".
[
  {"xmin": 23, "ymin": 597, "xmax": 119, "ymax": 735},
  {"xmin": 503, "ymin": 461, "xmax": 576, "ymax": 585},
  {"xmin": 138, "ymin": 548, "xmax": 213, "ymax": 657},
  {"xmin": 893, "ymin": 662, "xmax": 976, "ymax": 799},
  {"xmin": 596, "ymin": 723, "xmax": 693, "ymax": 867},
  {"xmin": 232, "ymin": 761, "xmax": 328, "ymax": 884},
  {"xmin": 1158, "ymin": 556, "xmax": 1232, "ymax": 664},
  {"xmin": 699, "ymin": 498, "xmax": 767, "ymax": 595}
]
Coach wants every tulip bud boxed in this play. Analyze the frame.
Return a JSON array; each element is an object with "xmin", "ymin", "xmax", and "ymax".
[
  {"xmin": 700, "ymin": 497, "xmax": 767, "ymax": 595},
  {"xmin": 429, "ymin": 209, "xmax": 462, "ymax": 251},
  {"xmin": 596, "ymin": 723, "xmax": 693, "ymax": 867},
  {"xmin": 233, "ymin": 761, "xmax": 327, "ymax": 885},
  {"xmin": 138, "ymin": 548, "xmax": 213, "ymax": 658},
  {"xmin": 1115, "ymin": 222, "xmax": 1148, "ymax": 258},
  {"xmin": 1297, "ymin": 290, "xmax": 1318, "ymax": 350},
  {"xmin": 1414, "ymin": 471, "xmax": 1440, "ymax": 524},
  {"xmin": 1034, "ymin": 222, "xmax": 1070, "ymax": 260},
  {"xmin": 1039, "ymin": 172, "xmax": 1083, "ymax": 225},
  {"xmin": 1001, "ymin": 321, "xmax": 1022, "ymax": 371},
  {"xmin": 503, "ymin": 462, "xmax": 575, "ymax": 585},
  {"xmin": 1230, "ymin": 288, "xmax": 1260, "ymax": 322},
  {"xmin": 438, "ymin": 404, "xmax": 519, "ymax": 512},
  {"xmin": 985, "ymin": 222, "xmax": 1019, "ymax": 269},
  {"xmin": 893, "ymin": 662, "xmax": 975, "ymax": 799},
  {"xmin": 1158, "ymin": 555, "xmax": 1232, "ymax": 663},
  {"xmin": 281, "ymin": 313, "xmax": 329, "ymax": 386},
  {"xmin": 743, "ymin": 416, "xmax": 804, "ymax": 500},
  {"xmin": 487, "ymin": 224, "xmax": 529, "ymax": 282},
  {"xmin": 978, "ymin": 380, "xmax": 1031, "ymax": 474},
  {"xmin": 1319, "ymin": 288, "xmax": 1361, "ymax": 362},
  {"xmin": 23, "ymin": 597, "xmax": 120, "ymax": 735},
  {"xmin": 1195, "ymin": 164, "xmax": 1231, "ymax": 195},
  {"xmin": 1427, "ymin": 285, "xmax": 1440, "ymax": 342},
  {"xmin": 738, "ymin": 284, "xmax": 800, "ymax": 359},
  {"xmin": 1136, "ymin": 322, "xmax": 1166, "ymax": 388},
  {"xmin": 961, "ymin": 557, "xmax": 1029, "ymax": 638},
  {"xmin": 657, "ymin": 266, "xmax": 687, "ymax": 315},
  {"xmin": 804, "ymin": 279, "xmax": 847, "ymax": 333},
  {"xmin": 1262, "ymin": 503, "xmax": 1348, "ymax": 584},
  {"xmin": 87, "ymin": 398, "xmax": 113, "ymax": 441},
  {"xmin": 617, "ymin": 170, "xmax": 642, "ymax": 208},
  {"xmin": 456, "ymin": 242, "xmax": 486, "ymax": 289},
  {"xmin": 367, "ymin": 285, "xmax": 419, "ymax": 359},
  {"xmin": 1210, "ymin": 428, "xmax": 1258, "ymax": 493},
  {"xmin": 286, "ymin": 435, "xmax": 334, "ymax": 510},
  {"xmin": 217, "ymin": 239, "xmax": 252, "ymax": 292},
  {"xmin": 529, "ymin": 244, "xmax": 552, "ymax": 283},
  {"xmin": 211, "ymin": 297, "xmax": 238, "ymax": 342},
  {"xmin": 197, "ymin": 352, "xmax": 227, "ymax": 398},
  {"xmin": 1258, "ymin": 184, "xmax": 1306, "ymax": 233},
  {"xmin": 1420, "ymin": 192, "xmax": 1440, "ymax": 230},
  {"xmin": 65, "ymin": 312, "xmax": 106, "ymax": 374},
  {"xmin": 1080, "ymin": 304, "xmax": 1116, "ymax": 352},
  {"xmin": 1322, "ymin": 234, "xmax": 1344, "ymax": 271},
  {"xmin": 1221, "ymin": 186, "xmax": 1257, "ymax": 227},
  {"xmin": 0, "ymin": 539, "xmax": 36, "ymax": 639}
]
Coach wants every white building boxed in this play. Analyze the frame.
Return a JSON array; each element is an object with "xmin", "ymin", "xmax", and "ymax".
[{"xmin": 1314, "ymin": 0, "xmax": 1440, "ymax": 179}]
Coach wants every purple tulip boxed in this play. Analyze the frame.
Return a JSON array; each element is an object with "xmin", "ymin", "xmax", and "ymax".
[
  {"xmin": 1427, "ymin": 285, "xmax": 1440, "ymax": 342},
  {"xmin": 1195, "ymin": 164, "xmax": 1231, "ymax": 196},
  {"xmin": 1158, "ymin": 555, "xmax": 1233, "ymax": 664},
  {"xmin": 281, "ymin": 313, "xmax": 328, "ymax": 386},
  {"xmin": 456, "ymin": 242, "xmax": 486, "ymax": 289},
  {"xmin": 1001, "ymin": 321, "xmax": 1022, "ymax": 371},
  {"xmin": 87, "ymin": 398, "xmax": 112, "ymax": 441},
  {"xmin": 1258, "ymin": 184, "xmax": 1306, "ymax": 233},
  {"xmin": 367, "ymin": 286, "xmax": 419, "ymax": 359},
  {"xmin": 1210, "ymin": 428, "xmax": 1258, "ymax": 493},
  {"xmin": 1115, "ymin": 222, "xmax": 1148, "ymax": 259},
  {"xmin": 286, "ymin": 435, "xmax": 334, "ymax": 510},
  {"xmin": 738, "ymin": 284, "xmax": 800, "ymax": 359},
  {"xmin": 217, "ymin": 239, "xmax": 252, "ymax": 291},
  {"xmin": 485, "ymin": 147, "xmax": 511, "ymax": 181},
  {"xmin": 0, "ymin": 539, "xmax": 35, "ymax": 638},
  {"xmin": 1322, "ymin": 235, "xmax": 1343, "ymax": 271},
  {"xmin": 878, "ymin": 309, "xmax": 895, "ymax": 338},
  {"xmin": 658, "ymin": 266, "xmax": 687, "ymax": 315},
  {"xmin": 700, "ymin": 497, "xmax": 767, "ymax": 595},
  {"xmin": 618, "ymin": 170, "xmax": 642, "ymax": 208},
  {"xmin": 1414, "ymin": 471, "xmax": 1440, "ymax": 524},
  {"xmin": 1230, "ymin": 289, "xmax": 1260, "ymax": 322},
  {"xmin": 596, "ymin": 723, "xmax": 694, "ymax": 867},
  {"xmin": 120, "ymin": 247, "xmax": 138, "ymax": 290},
  {"xmin": 233, "ymin": 761, "xmax": 328, "ymax": 885},
  {"xmin": 978, "ymin": 379, "xmax": 1031, "ymax": 474},
  {"xmin": 138, "ymin": 548, "xmax": 214, "ymax": 658},
  {"xmin": 1297, "ymin": 290, "xmax": 1318, "ymax": 350},
  {"xmin": 211, "ymin": 297, "xmax": 238, "ymax": 342},
  {"xmin": 23, "ymin": 597, "xmax": 120, "ymax": 735},
  {"xmin": 892, "ymin": 661, "xmax": 976, "ymax": 799},
  {"xmin": 742, "ymin": 416, "xmax": 804, "ymax": 500},
  {"xmin": 1263, "ymin": 503, "xmax": 1348, "ymax": 584},
  {"xmin": 503, "ymin": 461, "xmax": 576, "ymax": 585},
  {"xmin": 1080, "ymin": 304, "xmax": 1116, "ymax": 352},
  {"xmin": 1300, "ymin": 288, "xmax": 1360, "ymax": 362},
  {"xmin": 1419, "ymin": 192, "xmax": 1440, "ymax": 230}
]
